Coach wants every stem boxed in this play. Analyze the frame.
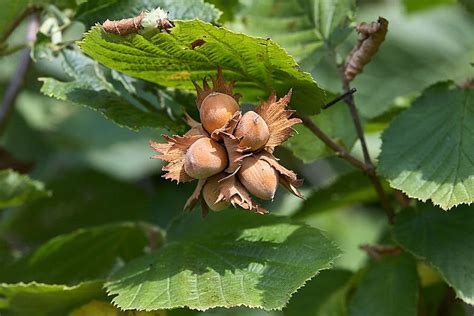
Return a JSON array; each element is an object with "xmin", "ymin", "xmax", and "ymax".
[
  {"xmin": 297, "ymin": 114, "xmax": 368, "ymax": 172},
  {"xmin": 336, "ymin": 66, "xmax": 395, "ymax": 224},
  {"xmin": 0, "ymin": 14, "xmax": 39, "ymax": 136}
]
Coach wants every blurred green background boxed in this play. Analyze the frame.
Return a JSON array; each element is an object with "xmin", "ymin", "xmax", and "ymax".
[{"xmin": 0, "ymin": 0, "xmax": 473, "ymax": 314}]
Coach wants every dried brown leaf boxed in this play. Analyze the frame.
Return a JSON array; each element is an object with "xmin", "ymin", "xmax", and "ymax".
[{"xmin": 344, "ymin": 17, "xmax": 389, "ymax": 81}]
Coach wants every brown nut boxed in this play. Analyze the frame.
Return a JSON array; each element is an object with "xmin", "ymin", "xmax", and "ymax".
[
  {"xmin": 234, "ymin": 111, "xmax": 270, "ymax": 151},
  {"xmin": 238, "ymin": 155, "xmax": 278, "ymax": 200},
  {"xmin": 184, "ymin": 137, "xmax": 228, "ymax": 179},
  {"xmin": 202, "ymin": 174, "xmax": 229, "ymax": 211},
  {"xmin": 200, "ymin": 92, "xmax": 239, "ymax": 133}
]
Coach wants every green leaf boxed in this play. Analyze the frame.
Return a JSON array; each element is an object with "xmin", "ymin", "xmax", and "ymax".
[
  {"xmin": 105, "ymin": 210, "xmax": 340, "ymax": 311},
  {"xmin": 0, "ymin": 169, "xmax": 50, "ymax": 209},
  {"xmin": 0, "ymin": 281, "xmax": 106, "ymax": 316},
  {"xmin": 284, "ymin": 99, "xmax": 356, "ymax": 163},
  {"xmin": 393, "ymin": 204, "xmax": 474, "ymax": 305},
  {"xmin": 79, "ymin": 20, "xmax": 327, "ymax": 115},
  {"xmin": 239, "ymin": 0, "xmax": 355, "ymax": 68},
  {"xmin": 293, "ymin": 172, "xmax": 389, "ymax": 218},
  {"xmin": 378, "ymin": 82, "xmax": 474, "ymax": 210},
  {"xmin": 284, "ymin": 269, "xmax": 353, "ymax": 316},
  {"xmin": 0, "ymin": 169, "xmax": 152, "ymax": 245},
  {"xmin": 76, "ymin": 0, "xmax": 221, "ymax": 29},
  {"xmin": 1, "ymin": 223, "xmax": 154, "ymax": 284},
  {"xmin": 348, "ymin": 254, "xmax": 419, "ymax": 316},
  {"xmin": 40, "ymin": 49, "xmax": 184, "ymax": 132}
]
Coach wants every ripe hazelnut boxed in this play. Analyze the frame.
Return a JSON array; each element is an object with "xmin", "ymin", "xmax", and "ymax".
[
  {"xmin": 238, "ymin": 156, "xmax": 278, "ymax": 200},
  {"xmin": 234, "ymin": 111, "xmax": 270, "ymax": 151},
  {"xmin": 184, "ymin": 137, "xmax": 228, "ymax": 179},
  {"xmin": 202, "ymin": 175, "xmax": 229, "ymax": 211},
  {"xmin": 200, "ymin": 92, "xmax": 239, "ymax": 133}
]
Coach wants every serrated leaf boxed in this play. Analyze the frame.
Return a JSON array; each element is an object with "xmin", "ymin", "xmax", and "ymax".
[
  {"xmin": 0, "ymin": 169, "xmax": 152, "ymax": 244},
  {"xmin": 79, "ymin": 20, "xmax": 327, "ymax": 115},
  {"xmin": 284, "ymin": 99, "xmax": 356, "ymax": 163},
  {"xmin": 105, "ymin": 210, "xmax": 340, "ymax": 311},
  {"xmin": 76, "ymin": 0, "xmax": 221, "ymax": 29},
  {"xmin": 348, "ymin": 254, "xmax": 418, "ymax": 316},
  {"xmin": 393, "ymin": 204, "xmax": 474, "ymax": 305},
  {"xmin": 0, "ymin": 169, "xmax": 50, "ymax": 209},
  {"xmin": 239, "ymin": 0, "xmax": 355, "ymax": 68},
  {"xmin": 1, "ymin": 223, "xmax": 154, "ymax": 284},
  {"xmin": 378, "ymin": 82, "xmax": 474, "ymax": 210},
  {"xmin": 40, "ymin": 49, "xmax": 184, "ymax": 132},
  {"xmin": 0, "ymin": 281, "xmax": 106, "ymax": 316},
  {"xmin": 284, "ymin": 269, "xmax": 353, "ymax": 316}
]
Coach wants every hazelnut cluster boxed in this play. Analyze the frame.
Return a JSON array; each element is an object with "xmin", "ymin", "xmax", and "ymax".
[{"xmin": 150, "ymin": 69, "xmax": 303, "ymax": 216}]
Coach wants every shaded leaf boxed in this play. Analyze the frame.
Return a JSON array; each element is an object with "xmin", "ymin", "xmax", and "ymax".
[
  {"xmin": 284, "ymin": 269, "xmax": 353, "ymax": 316},
  {"xmin": 40, "ymin": 49, "xmax": 184, "ymax": 132},
  {"xmin": 394, "ymin": 204, "xmax": 474, "ymax": 305},
  {"xmin": 79, "ymin": 20, "xmax": 327, "ymax": 115},
  {"xmin": 106, "ymin": 209, "xmax": 340, "ymax": 311},
  {"xmin": 0, "ymin": 169, "xmax": 152, "ymax": 245},
  {"xmin": 348, "ymin": 254, "xmax": 418, "ymax": 316},
  {"xmin": 76, "ymin": 0, "xmax": 221, "ymax": 29},
  {"xmin": 1, "ymin": 223, "xmax": 153, "ymax": 284},
  {"xmin": 0, "ymin": 169, "xmax": 50, "ymax": 209},
  {"xmin": 293, "ymin": 172, "xmax": 389, "ymax": 218},
  {"xmin": 378, "ymin": 82, "xmax": 474, "ymax": 210},
  {"xmin": 0, "ymin": 281, "xmax": 106, "ymax": 316},
  {"xmin": 238, "ymin": 0, "xmax": 355, "ymax": 68}
]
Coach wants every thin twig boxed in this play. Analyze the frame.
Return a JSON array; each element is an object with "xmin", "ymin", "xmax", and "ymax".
[
  {"xmin": 360, "ymin": 244, "xmax": 401, "ymax": 260},
  {"xmin": 297, "ymin": 114, "xmax": 368, "ymax": 172},
  {"xmin": 0, "ymin": 14, "xmax": 40, "ymax": 136},
  {"xmin": 322, "ymin": 88, "xmax": 357, "ymax": 109}
]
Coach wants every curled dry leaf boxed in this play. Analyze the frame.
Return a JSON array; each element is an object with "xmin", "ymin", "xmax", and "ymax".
[
  {"xmin": 344, "ymin": 17, "xmax": 389, "ymax": 81},
  {"xmin": 150, "ymin": 134, "xmax": 203, "ymax": 183},
  {"xmin": 255, "ymin": 89, "xmax": 302, "ymax": 152}
]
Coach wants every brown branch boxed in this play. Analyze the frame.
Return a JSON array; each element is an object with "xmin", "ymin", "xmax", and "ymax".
[
  {"xmin": 0, "ymin": 14, "xmax": 39, "ymax": 136},
  {"xmin": 297, "ymin": 114, "xmax": 368, "ymax": 172}
]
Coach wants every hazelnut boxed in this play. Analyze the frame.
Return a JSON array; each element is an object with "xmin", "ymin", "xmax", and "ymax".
[
  {"xmin": 234, "ymin": 111, "xmax": 270, "ymax": 151},
  {"xmin": 238, "ymin": 156, "xmax": 278, "ymax": 200},
  {"xmin": 200, "ymin": 92, "xmax": 239, "ymax": 133},
  {"xmin": 184, "ymin": 137, "xmax": 228, "ymax": 179},
  {"xmin": 202, "ymin": 175, "xmax": 229, "ymax": 211}
]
